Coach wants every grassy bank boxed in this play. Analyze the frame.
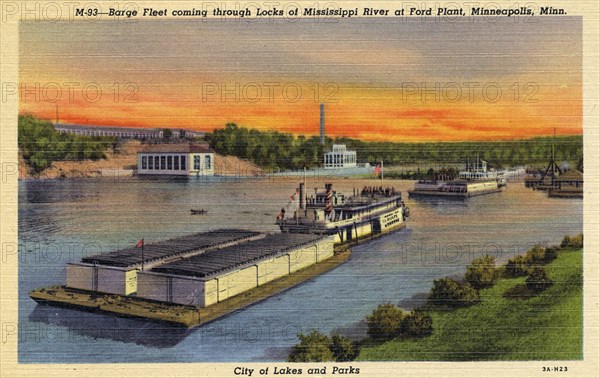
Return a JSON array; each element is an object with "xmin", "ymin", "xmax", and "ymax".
[{"xmin": 358, "ymin": 248, "xmax": 583, "ymax": 361}]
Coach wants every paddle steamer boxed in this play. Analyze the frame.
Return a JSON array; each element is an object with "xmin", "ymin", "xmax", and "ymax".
[{"xmin": 277, "ymin": 183, "xmax": 409, "ymax": 245}]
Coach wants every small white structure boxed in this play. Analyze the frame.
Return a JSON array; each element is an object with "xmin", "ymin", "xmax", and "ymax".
[
  {"xmin": 137, "ymin": 144, "xmax": 214, "ymax": 176},
  {"xmin": 324, "ymin": 144, "xmax": 357, "ymax": 169}
]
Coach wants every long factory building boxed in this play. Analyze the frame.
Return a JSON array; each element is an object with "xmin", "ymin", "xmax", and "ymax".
[{"xmin": 66, "ymin": 229, "xmax": 334, "ymax": 308}]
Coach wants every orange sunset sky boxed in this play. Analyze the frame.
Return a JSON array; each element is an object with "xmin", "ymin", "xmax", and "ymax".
[{"xmin": 19, "ymin": 17, "xmax": 582, "ymax": 142}]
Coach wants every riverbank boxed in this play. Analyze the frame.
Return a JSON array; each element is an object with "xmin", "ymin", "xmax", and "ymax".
[
  {"xmin": 19, "ymin": 140, "xmax": 265, "ymax": 180},
  {"xmin": 357, "ymin": 248, "xmax": 583, "ymax": 361},
  {"xmin": 30, "ymin": 249, "xmax": 351, "ymax": 328}
]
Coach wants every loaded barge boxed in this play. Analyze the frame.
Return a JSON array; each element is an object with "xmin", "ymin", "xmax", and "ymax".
[{"xmin": 30, "ymin": 229, "xmax": 348, "ymax": 327}]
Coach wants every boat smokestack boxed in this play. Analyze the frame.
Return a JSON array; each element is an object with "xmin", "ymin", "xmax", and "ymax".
[
  {"xmin": 299, "ymin": 182, "xmax": 305, "ymax": 210},
  {"xmin": 320, "ymin": 103, "xmax": 325, "ymax": 145}
]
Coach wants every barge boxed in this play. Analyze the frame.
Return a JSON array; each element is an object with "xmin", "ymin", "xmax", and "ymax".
[
  {"xmin": 409, "ymin": 158, "xmax": 503, "ymax": 198},
  {"xmin": 277, "ymin": 183, "xmax": 409, "ymax": 245},
  {"xmin": 30, "ymin": 229, "xmax": 349, "ymax": 327},
  {"xmin": 408, "ymin": 179, "xmax": 502, "ymax": 198},
  {"xmin": 30, "ymin": 250, "xmax": 350, "ymax": 328}
]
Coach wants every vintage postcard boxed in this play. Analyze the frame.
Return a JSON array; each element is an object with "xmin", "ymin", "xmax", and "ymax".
[{"xmin": 1, "ymin": 1, "xmax": 598, "ymax": 377}]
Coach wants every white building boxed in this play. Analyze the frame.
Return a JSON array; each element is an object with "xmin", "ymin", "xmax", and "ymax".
[
  {"xmin": 324, "ymin": 144, "xmax": 357, "ymax": 169},
  {"xmin": 137, "ymin": 144, "xmax": 214, "ymax": 176}
]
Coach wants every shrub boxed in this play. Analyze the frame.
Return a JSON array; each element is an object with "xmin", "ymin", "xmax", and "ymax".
[
  {"xmin": 505, "ymin": 243, "xmax": 562, "ymax": 277},
  {"xmin": 526, "ymin": 267, "xmax": 553, "ymax": 293},
  {"xmin": 366, "ymin": 303, "xmax": 404, "ymax": 340},
  {"xmin": 543, "ymin": 246, "xmax": 559, "ymax": 263},
  {"xmin": 288, "ymin": 330, "xmax": 334, "ymax": 362},
  {"xmin": 524, "ymin": 244, "xmax": 546, "ymax": 264},
  {"xmin": 329, "ymin": 334, "xmax": 358, "ymax": 362},
  {"xmin": 561, "ymin": 234, "xmax": 583, "ymax": 249},
  {"xmin": 465, "ymin": 255, "xmax": 497, "ymax": 289},
  {"xmin": 401, "ymin": 310, "xmax": 433, "ymax": 338},
  {"xmin": 504, "ymin": 255, "xmax": 529, "ymax": 277},
  {"xmin": 458, "ymin": 283, "xmax": 480, "ymax": 306},
  {"xmin": 288, "ymin": 331, "xmax": 360, "ymax": 362},
  {"xmin": 429, "ymin": 278, "xmax": 480, "ymax": 308}
]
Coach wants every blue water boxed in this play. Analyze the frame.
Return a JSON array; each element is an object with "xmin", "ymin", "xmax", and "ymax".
[{"xmin": 18, "ymin": 177, "xmax": 582, "ymax": 363}]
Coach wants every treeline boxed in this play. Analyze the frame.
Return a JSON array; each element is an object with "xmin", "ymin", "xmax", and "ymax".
[
  {"xmin": 205, "ymin": 123, "xmax": 583, "ymax": 171},
  {"xmin": 205, "ymin": 123, "xmax": 327, "ymax": 171},
  {"xmin": 332, "ymin": 136, "xmax": 583, "ymax": 169},
  {"xmin": 18, "ymin": 115, "xmax": 116, "ymax": 173},
  {"xmin": 288, "ymin": 234, "xmax": 583, "ymax": 362}
]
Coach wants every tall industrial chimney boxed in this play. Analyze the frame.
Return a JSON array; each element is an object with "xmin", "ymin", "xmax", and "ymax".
[{"xmin": 319, "ymin": 103, "xmax": 325, "ymax": 145}]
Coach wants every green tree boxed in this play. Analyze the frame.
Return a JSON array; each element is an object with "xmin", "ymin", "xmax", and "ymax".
[
  {"xmin": 18, "ymin": 115, "xmax": 113, "ymax": 173},
  {"xmin": 526, "ymin": 267, "xmax": 553, "ymax": 293},
  {"xmin": 543, "ymin": 246, "xmax": 559, "ymax": 263},
  {"xmin": 288, "ymin": 330, "xmax": 334, "ymax": 362},
  {"xmin": 560, "ymin": 234, "xmax": 583, "ymax": 249},
  {"xmin": 524, "ymin": 244, "xmax": 546, "ymax": 264},
  {"xmin": 504, "ymin": 255, "xmax": 529, "ymax": 277},
  {"xmin": 429, "ymin": 278, "xmax": 479, "ymax": 308},
  {"xmin": 401, "ymin": 309, "xmax": 433, "ymax": 338},
  {"xmin": 465, "ymin": 255, "xmax": 497, "ymax": 290},
  {"xmin": 366, "ymin": 303, "xmax": 404, "ymax": 340},
  {"xmin": 329, "ymin": 334, "xmax": 358, "ymax": 362}
]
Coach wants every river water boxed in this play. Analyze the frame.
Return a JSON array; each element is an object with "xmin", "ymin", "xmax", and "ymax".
[{"xmin": 18, "ymin": 176, "xmax": 582, "ymax": 363}]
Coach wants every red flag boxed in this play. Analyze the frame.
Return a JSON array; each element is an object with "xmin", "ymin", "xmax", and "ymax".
[
  {"xmin": 374, "ymin": 165, "xmax": 381, "ymax": 176},
  {"xmin": 135, "ymin": 239, "xmax": 144, "ymax": 248}
]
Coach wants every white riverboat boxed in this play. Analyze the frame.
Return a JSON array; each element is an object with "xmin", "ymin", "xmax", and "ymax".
[
  {"xmin": 277, "ymin": 183, "xmax": 409, "ymax": 245},
  {"xmin": 458, "ymin": 158, "xmax": 507, "ymax": 186}
]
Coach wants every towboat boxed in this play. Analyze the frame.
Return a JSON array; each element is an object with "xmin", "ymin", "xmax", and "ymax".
[{"xmin": 277, "ymin": 183, "xmax": 409, "ymax": 245}]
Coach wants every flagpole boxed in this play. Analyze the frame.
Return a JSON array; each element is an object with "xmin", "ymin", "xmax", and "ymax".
[
  {"xmin": 141, "ymin": 239, "xmax": 144, "ymax": 271},
  {"xmin": 380, "ymin": 160, "xmax": 384, "ymax": 186}
]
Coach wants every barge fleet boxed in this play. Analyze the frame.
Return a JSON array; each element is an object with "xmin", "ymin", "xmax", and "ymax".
[
  {"xmin": 29, "ymin": 183, "xmax": 410, "ymax": 326},
  {"xmin": 277, "ymin": 183, "xmax": 409, "ymax": 245},
  {"xmin": 29, "ymin": 186, "xmax": 409, "ymax": 327}
]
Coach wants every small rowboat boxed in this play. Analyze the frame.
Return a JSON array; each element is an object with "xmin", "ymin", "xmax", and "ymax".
[{"xmin": 190, "ymin": 209, "xmax": 207, "ymax": 215}]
